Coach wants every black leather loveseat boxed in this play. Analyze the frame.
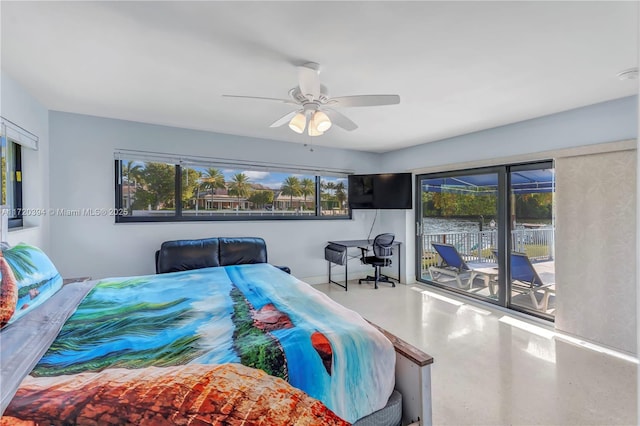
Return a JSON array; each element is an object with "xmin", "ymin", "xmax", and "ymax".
[{"xmin": 155, "ymin": 237, "xmax": 290, "ymax": 274}]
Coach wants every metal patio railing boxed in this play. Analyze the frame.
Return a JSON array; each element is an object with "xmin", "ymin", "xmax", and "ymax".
[{"xmin": 422, "ymin": 227, "xmax": 554, "ymax": 265}]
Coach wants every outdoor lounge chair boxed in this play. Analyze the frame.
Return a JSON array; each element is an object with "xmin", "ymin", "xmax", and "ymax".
[
  {"xmin": 429, "ymin": 243, "xmax": 499, "ymax": 293},
  {"xmin": 509, "ymin": 251, "xmax": 554, "ymax": 311},
  {"xmin": 428, "ymin": 243, "xmax": 480, "ymax": 289}
]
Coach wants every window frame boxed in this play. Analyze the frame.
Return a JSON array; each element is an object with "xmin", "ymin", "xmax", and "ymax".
[
  {"xmin": 415, "ymin": 160, "xmax": 555, "ymax": 321},
  {"xmin": 1, "ymin": 137, "xmax": 23, "ymax": 229},
  {"xmin": 114, "ymin": 159, "xmax": 352, "ymax": 223}
]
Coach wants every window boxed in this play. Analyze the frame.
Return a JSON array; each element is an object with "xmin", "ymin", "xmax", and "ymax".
[
  {"xmin": 0, "ymin": 117, "xmax": 37, "ymax": 231},
  {"xmin": 320, "ymin": 176, "xmax": 349, "ymax": 216},
  {"xmin": 1, "ymin": 134, "xmax": 23, "ymax": 229},
  {"xmin": 120, "ymin": 159, "xmax": 176, "ymax": 217},
  {"xmin": 417, "ymin": 161, "xmax": 555, "ymax": 320},
  {"xmin": 115, "ymin": 153, "xmax": 351, "ymax": 222}
]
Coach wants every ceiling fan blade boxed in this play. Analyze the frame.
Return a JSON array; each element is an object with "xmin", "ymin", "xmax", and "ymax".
[
  {"xmin": 222, "ymin": 94, "xmax": 297, "ymax": 105},
  {"xmin": 298, "ymin": 63, "xmax": 321, "ymax": 100},
  {"xmin": 328, "ymin": 94, "xmax": 400, "ymax": 108},
  {"xmin": 324, "ymin": 108, "xmax": 358, "ymax": 131},
  {"xmin": 269, "ymin": 110, "xmax": 299, "ymax": 128}
]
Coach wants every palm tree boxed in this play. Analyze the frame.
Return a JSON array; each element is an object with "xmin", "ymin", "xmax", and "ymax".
[
  {"xmin": 3, "ymin": 244, "xmax": 37, "ymax": 282},
  {"xmin": 228, "ymin": 173, "xmax": 251, "ymax": 210},
  {"xmin": 335, "ymin": 181, "xmax": 347, "ymax": 210},
  {"xmin": 320, "ymin": 180, "xmax": 337, "ymax": 210},
  {"xmin": 300, "ymin": 178, "xmax": 315, "ymax": 210},
  {"xmin": 123, "ymin": 161, "xmax": 143, "ymax": 213},
  {"xmin": 324, "ymin": 181, "xmax": 336, "ymax": 196},
  {"xmin": 200, "ymin": 168, "xmax": 226, "ymax": 191},
  {"xmin": 281, "ymin": 176, "xmax": 302, "ymax": 209},
  {"xmin": 0, "ymin": 244, "xmax": 37, "ymax": 327},
  {"xmin": 198, "ymin": 168, "xmax": 226, "ymax": 211}
]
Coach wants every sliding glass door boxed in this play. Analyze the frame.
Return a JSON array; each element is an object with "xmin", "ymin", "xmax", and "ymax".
[
  {"xmin": 508, "ymin": 164, "xmax": 555, "ymax": 316},
  {"xmin": 416, "ymin": 161, "xmax": 555, "ymax": 320},
  {"xmin": 417, "ymin": 168, "xmax": 503, "ymax": 304}
]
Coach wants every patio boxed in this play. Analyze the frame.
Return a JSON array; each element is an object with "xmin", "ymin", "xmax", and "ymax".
[
  {"xmin": 421, "ymin": 227, "xmax": 556, "ymax": 316},
  {"xmin": 424, "ymin": 258, "xmax": 556, "ymax": 315}
]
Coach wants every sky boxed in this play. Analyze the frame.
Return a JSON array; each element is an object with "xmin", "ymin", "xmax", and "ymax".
[{"xmin": 124, "ymin": 160, "xmax": 347, "ymax": 191}]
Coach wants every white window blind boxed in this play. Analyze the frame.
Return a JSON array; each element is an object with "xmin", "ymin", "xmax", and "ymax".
[
  {"xmin": 1, "ymin": 117, "xmax": 38, "ymax": 150},
  {"xmin": 555, "ymin": 149, "xmax": 637, "ymax": 354},
  {"xmin": 114, "ymin": 149, "xmax": 353, "ymax": 177}
]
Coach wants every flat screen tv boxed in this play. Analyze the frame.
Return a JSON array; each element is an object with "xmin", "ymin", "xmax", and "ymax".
[{"xmin": 348, "ymin": 173, "xmax": 412, "ymax": 209}]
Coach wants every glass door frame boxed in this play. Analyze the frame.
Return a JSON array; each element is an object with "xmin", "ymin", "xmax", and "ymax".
[
  {"xmin": 505, "ymin": 161, "xmax": 554, "ymax": 320},
  {"xmin": 415, "ymin": 161, "xmax": 554, "ymax": 321}
]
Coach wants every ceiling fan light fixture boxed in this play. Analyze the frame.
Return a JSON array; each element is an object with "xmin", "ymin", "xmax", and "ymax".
[
  {"xmin": 288, "ymin": 112, "xmax": 306, "ymax": 134},
  {"xmin": 223, "ymin": 62, "xmax": 399, "ymax": 137},
  {"xmin": 308, "ymin": 114, "xmax": 323, "ymax": 136},
  {"xmin": 313, "ymin": 110, "xmax": 332, "ymax": 132}
]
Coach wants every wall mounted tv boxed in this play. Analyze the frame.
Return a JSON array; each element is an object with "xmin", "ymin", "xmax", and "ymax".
[{"xmin": 348, "ymin": 173, "xmax": 413, "ymax": 209}]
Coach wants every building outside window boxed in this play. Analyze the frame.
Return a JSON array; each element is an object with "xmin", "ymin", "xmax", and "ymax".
[{"xmin": 115, "ymin": 153, "xmax": 350, "ymax": 222}]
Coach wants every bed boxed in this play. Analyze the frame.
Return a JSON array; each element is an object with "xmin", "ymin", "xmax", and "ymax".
[{"xmin": 0, "ymin": 239, "xmax": 398, "ymax": 425}]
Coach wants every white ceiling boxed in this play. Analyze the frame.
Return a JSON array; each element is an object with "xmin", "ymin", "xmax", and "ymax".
[{"xmin": 1, "ymin": 1, "xmax": 638, "ymax": 153}]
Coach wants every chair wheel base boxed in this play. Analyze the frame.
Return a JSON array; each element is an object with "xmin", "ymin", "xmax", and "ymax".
[{"xmin": 359, "ymin": 275, "xmax": 395, "ymax": 289}]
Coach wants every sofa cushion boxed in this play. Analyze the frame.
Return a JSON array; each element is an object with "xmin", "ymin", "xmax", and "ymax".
[
  {"xmin": 157, "ymin": 238, "xmax": 220, "ymax": 273},
  {"xmin": 219, "ymin": 237, "xmax": 267, "ymax": 266}
]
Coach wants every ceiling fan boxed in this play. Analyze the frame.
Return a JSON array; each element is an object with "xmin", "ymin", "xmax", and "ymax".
[{"xmin": 223, "ymin": 62, "xmax": 400, "ymax": 136}]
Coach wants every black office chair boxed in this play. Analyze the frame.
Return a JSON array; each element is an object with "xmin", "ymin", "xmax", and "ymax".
[{"xmin": 359, "ymin": 233, "xmax": 396, "ymax": 289}]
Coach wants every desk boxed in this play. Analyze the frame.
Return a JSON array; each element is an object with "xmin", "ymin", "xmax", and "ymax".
[{"xmin": 326, "ymin": 239, "xmax": 401, "ymax": 291}]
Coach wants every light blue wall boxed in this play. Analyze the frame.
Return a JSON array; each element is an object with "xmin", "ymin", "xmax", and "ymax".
[
  {"xmin": 379, "ymin": 95, "xmax": 638, "ymax": 287},
  {"xmin": 0, "ymin": 71, "xmax": 50, "ymax": 250},
  {"xmin": 384, "ymin": 96, "xmax": 638, "ymax": 172},
  {"xmin": 48, "ymin": 111, "xmax": 382, "ymax": 280}
]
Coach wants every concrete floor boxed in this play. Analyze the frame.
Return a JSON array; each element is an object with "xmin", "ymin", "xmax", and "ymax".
[{"xmin": 314, "ymin": 280, "xmax": 637, "ymax": 426}]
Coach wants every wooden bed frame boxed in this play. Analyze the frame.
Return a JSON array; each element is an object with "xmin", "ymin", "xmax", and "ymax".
[{"xmin": 367, "ymin": 321, "xmax": 433, "ymax": 426}]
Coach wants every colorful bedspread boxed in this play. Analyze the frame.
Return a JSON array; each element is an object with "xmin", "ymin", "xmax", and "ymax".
[{"xmin": 2, "ymin": 264, "xmax": 395, "ymax": 424}]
